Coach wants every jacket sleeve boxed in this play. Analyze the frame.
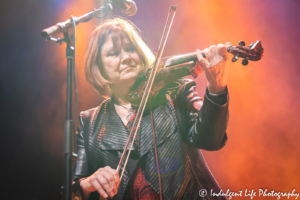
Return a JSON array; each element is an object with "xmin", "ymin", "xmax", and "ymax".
[
  {"xmin": 73, "ymin": 113, "xmax": 90, "ymax": 180},
  {"xmin": 175, "ymin": 79, "xmax": 229, "ymax": 151}
]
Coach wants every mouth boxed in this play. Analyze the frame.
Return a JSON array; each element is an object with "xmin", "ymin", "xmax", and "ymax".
[{"xmin": 121, "ymin": 66, "xmax": 134, "ymax": 72}]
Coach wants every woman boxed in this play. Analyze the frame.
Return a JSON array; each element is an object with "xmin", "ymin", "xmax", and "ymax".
[{"xmin": 72, "ymin": 17, "xmax": 230, "ymax": 200}]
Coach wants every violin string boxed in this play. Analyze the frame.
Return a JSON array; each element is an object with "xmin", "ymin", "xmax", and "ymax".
[{"xmin": 160, "ymin": 55, "xmax": 173, "ymax": 62}]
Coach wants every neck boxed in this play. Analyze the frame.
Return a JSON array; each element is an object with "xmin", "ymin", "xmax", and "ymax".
[
  {"xmin": 110, "ymin": 82, "xmax": 134, "ymax": 106},
  {"xmin": 112, "ymin": 92, "xmax": 130, "ymax": 106}
]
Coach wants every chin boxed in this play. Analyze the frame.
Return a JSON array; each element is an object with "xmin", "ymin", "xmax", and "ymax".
[{"xmin": 122, "ymin": 69, "xmax": 140, "ymax": 80}]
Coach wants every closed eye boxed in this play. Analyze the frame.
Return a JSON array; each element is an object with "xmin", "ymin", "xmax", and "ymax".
[
  {"xmin": 108, "ymin": 50, "xmax": 119, "ymax": 57},
  {"xmin": 125, "ymin": 45, "xmax": 136, "ymax": 52}
]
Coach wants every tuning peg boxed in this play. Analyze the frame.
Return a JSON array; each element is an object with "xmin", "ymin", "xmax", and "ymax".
[
  {"xmin": 242, "ymin": 57, "xmax": 249, "ymax": 66},
  {"xmin": 239, "ymin": 40, "xmax": 246, "ymax": 46},
  {"xmin": 232, "ymin": 54, "xmax": 239, "ymax": 62}
]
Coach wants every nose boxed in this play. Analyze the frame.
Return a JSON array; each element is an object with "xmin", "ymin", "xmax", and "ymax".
[{"xmin": 120, "ymin": 49, "xmax": 132, "ymax": 65}]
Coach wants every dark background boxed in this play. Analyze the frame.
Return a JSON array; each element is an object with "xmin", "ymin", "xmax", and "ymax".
[{"xmin": 1, "ymin": 0, "xmax": 300, "ymax": 199}]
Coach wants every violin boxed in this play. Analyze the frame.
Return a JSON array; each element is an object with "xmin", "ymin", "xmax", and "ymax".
[{"xmin": 128, "ymin": 40, "xmax": 264, "ymax": 107}]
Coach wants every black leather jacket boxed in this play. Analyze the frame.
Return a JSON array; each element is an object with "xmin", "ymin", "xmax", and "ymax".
[{"xmin": 72, "ymin": 79, "xmax": 228, "ymax": 200}]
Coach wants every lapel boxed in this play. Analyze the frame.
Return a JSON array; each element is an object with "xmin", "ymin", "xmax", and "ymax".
[
  {"xmin": 99, "ymin": 101, "xmax": 137, "ymax": 151},
  {"xmin": 97, "ymin": 100, "xmax": 176, "ymax": 157},
  {"xmin": 139, "ymin": 102, "xmax": 176, "ymax": 157}
]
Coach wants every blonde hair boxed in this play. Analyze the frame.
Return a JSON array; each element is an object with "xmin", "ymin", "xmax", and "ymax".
[{"xmin": 85, "ymin": 17, "xmax": 155, "ymax": 98}]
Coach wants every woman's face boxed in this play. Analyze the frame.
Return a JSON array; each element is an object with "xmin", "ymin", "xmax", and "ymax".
[{"xmin": 100, "ymin": 34, "xmax": 143, "ymax": 88}]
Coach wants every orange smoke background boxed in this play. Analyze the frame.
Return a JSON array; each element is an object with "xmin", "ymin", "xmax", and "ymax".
[
  {"xmin": 43, "ymin": 0, "xmax": 300, "ymax": 195},
  {"xmin": 75, "ymin": 0, "xmax": 300, "ymax": 192},
  {"xmin": 1, "ymin": 0, "xmax": 299, "ymax": 199}
]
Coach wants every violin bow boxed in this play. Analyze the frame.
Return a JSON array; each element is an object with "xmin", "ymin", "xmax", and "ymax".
[{"xmin": 116, "ymin": 5, "xmax": 177, "ymax": 183}]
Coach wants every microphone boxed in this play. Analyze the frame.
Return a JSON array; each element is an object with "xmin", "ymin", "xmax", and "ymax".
[{"xmin": 115, "ymin": 0, "xmax": 137, "ymax": 16}]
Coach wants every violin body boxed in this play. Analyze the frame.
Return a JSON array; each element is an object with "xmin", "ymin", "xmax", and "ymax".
[{"xmin": 128, "ymin": 61, "xmax": 196, "ymax": 107}]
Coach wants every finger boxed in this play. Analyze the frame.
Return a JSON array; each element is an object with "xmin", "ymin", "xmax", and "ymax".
[
  {"xmin": 196, "ymin": 49, "xmax": 208, "ymax": 70},
  {"xmin": 194, "ymin": 62, "xmax": 204, "ymax": 75},
  {"xmin": 216, "ymin": 44, "xmax": 227, "ymax": 59},
  {"xmin": 90, "ymin": 176, "xmax": 109, "ymax": 199},
  {"xmin": 97, "ymin": 172, "xmax": 115, "ymax": 197},
  {"xmin": 105, "ymin": 167, "xmax": 120, "ymax": 187},
  {"xmin": 103, "ymin": 167, "xmax": 119, "ymax": 195},
  {"xmin": 223, "ymin": 42, "xmax": 231, "ymax": 56},
  {"xmin": 203, "ymin": 48, "xmax": 213, "ymax": 62},
  {"xmin": 209, "ymin": 45, "xmax": 218, "ymax": 59},
  {"xmin": 225, "ymin": 41, "xmax": 231, "ymax": 46},
  {"xmin": 99, "ymin": 195, "xmax": 106, "ymax": 200}
]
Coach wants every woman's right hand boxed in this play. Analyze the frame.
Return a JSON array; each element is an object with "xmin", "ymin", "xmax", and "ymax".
[{"xmin": 80, "ymin": 166, "xmax": 120, "ymax": 199}]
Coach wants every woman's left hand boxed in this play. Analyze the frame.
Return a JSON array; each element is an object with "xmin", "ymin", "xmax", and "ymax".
[{"xmin": 196, "ymin": 42, "xmax": 231, "ymax": 94}]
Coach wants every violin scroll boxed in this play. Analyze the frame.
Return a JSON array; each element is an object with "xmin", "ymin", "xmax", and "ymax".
[{"xmin": 227, "ymin": 40, "xmax": 264, "ymax": 65}]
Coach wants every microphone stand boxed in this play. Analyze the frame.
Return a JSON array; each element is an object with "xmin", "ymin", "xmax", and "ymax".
[
  {"xmin": 64, "ymin": 27, "xmax": 75, "ymax": 200},
  {"xmin": 41, "ymin": 1, "xmax": 115, "ymax": 38},
  {"xmin": 41, "ymin": 1, "xmax": 116, "ymax": 200}
]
